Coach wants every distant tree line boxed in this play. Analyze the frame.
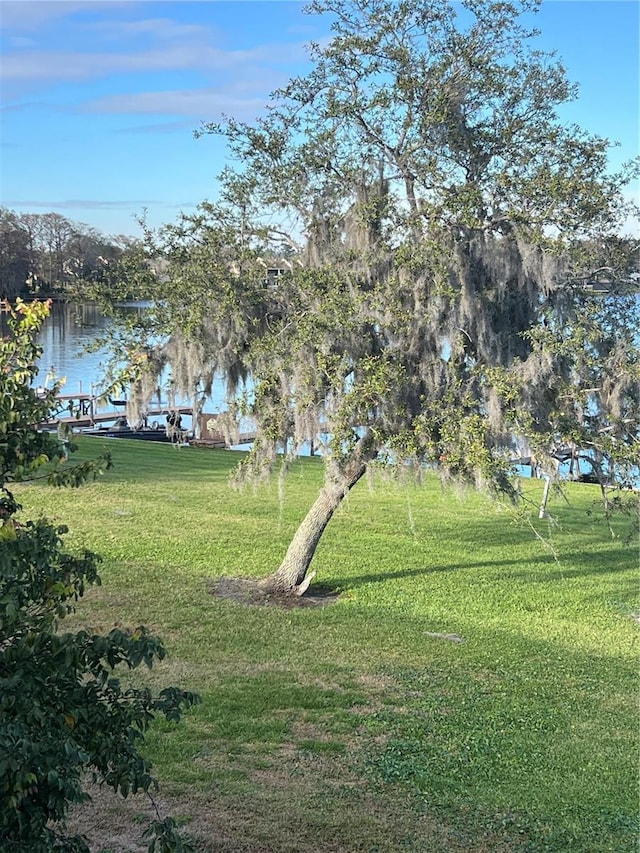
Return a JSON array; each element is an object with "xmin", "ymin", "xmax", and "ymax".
[{"xmin": 0, "ymin": 208, "xmax": 134, "ymax": 299}]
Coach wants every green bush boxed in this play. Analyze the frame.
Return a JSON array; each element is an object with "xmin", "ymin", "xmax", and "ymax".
[{"xmin": 0, "ymin": 300, "xmax": 199, "ymax": 852}]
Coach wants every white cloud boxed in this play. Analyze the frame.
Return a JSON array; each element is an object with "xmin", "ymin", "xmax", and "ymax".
[
  {"xmin": 4, "ymin": 44, "xmax": 266, "ymax": 80},
  {"xmin": 1, "ymin": 0, "xmax": 310, "ymax": 108},
  {"xmin": 83, "ymin": 16, "xmax": 211, "ymax": 42},
  {"xmin": 0, "ymin": 1, "xmax": 136, "ymax": 31},
  {"xmin": 82, "ymin": 80, "xmax": 283, "ymax": 120},
  {"xmin": 3, "ymin": 198, "xmax": 157, "ymax": 210},
  {"xmin": 1, "ymin": 41, "xmax": 307, "ymax": 104}
]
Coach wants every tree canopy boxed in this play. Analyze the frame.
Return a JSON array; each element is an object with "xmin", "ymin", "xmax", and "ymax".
[{"xmin": 101, "ymin": 0, "xmax": 639, "ymax": 593}]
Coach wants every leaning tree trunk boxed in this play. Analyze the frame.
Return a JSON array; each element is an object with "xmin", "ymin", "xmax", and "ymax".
[{"xmin": 263, "ymin": 450, "xmax": 373, "ymax": 595}]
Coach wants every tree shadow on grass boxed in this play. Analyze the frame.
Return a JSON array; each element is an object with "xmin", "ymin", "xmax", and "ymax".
[
  {"xmin": 326, "ymin": 554, "xmax": 557, "ymax": 590},
  {"xmin": 327, "ymin": 546, "xmax": 635, "ymax": 591},
  {"xmin": 207, "ymin": 541, "xmax": 634, "ymax": 609}
]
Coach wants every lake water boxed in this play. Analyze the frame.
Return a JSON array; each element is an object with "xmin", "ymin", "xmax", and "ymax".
[
  {"xmin": 27, "ymin": 301, "xmax": 252, "ymax": 444},
  {"xmin": 34, "ymin": 300, "xmax": 230, "ymax": 412},
  {"xmin": 34, "ymin": 301, "xmax": 114, "ymax": 396},
  {"xmin": 4, "ymin": 301, "xmax": 224, "ymax": 436},
  {"xmin": 5, "ymin": 301, "xmax": 634, "ymax": 478}
]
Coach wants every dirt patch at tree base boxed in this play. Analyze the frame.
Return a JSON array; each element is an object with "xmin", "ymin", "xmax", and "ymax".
[{"xmin": 207, "ymin": 576, "xmax": 341, "ymax": 609}]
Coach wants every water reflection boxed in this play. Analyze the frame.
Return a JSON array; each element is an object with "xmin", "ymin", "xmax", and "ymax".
[
  {"xmin": 18, "ymin": 301, "xmax": 229, "ymax": 419},
  {"xmin": 36, "ymin": 301, "xmax": 112, "ymax": 394}
]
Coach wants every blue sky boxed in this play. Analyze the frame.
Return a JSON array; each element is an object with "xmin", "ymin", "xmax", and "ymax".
[{"xmin": 1, "ymin": 0, "xmax": 638, "ymax": 239}]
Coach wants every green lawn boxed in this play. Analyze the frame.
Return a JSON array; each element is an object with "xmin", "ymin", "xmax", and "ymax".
[{"xmin": 15, "ymin": 438, "xmax": 639, "ymax": 852}]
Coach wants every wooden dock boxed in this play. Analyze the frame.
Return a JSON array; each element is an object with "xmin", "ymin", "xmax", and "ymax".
[
  {"xmin": 39, "ymin": 392, "xmax": 192, "ymax": 429},
  {"xmin": 39, "ymin": 394, "xmax": 257, "ymax": 448},
  {"xmin": 194, "ymin": 412, "xmax": 257, "ymax": 447}
]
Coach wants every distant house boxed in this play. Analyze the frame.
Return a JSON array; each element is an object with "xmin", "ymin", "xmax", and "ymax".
[
  {"xmin": 256, "ymin": 256, "xmax": 302, "ymax": 285},
  {"xmin": 577, "ymin": 267, "xmax": 640, "ymax": 295}
]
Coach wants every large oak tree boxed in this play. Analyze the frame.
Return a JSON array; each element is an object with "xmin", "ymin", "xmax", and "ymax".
[{"xmin": 106, "ymin": 0, "xmax": 639, "ymax": 594}]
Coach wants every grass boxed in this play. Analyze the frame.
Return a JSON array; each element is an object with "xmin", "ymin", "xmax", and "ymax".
[{"xmin": 14, "ymin": 437, "xmax": 639, "ymax": 852}]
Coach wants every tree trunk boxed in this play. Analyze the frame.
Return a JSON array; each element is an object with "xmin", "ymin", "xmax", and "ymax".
[{"xmin": 263, "ymin": 455, "xmax": 371, "ymax": 595}]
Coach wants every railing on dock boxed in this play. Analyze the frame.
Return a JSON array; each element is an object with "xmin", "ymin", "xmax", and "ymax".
[
  {"xmin": 40, "ymin": 392, "xmax": 258, "ymax": 449},
  {"xmin": 39, "ymin": 391, "xmax": 191, "ymax": 429}
]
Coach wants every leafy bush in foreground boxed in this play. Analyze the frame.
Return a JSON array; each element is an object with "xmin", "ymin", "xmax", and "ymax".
[{"xmin": 0, "ymin": 300, "xmax": 199, "ymax": 852}]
